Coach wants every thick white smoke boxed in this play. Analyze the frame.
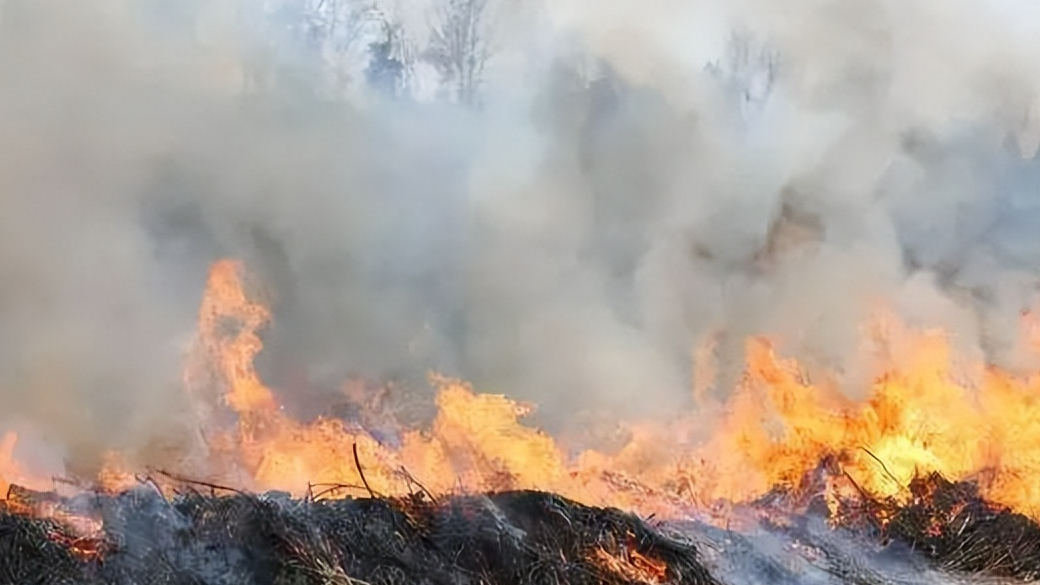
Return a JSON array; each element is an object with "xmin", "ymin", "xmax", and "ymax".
[{"xmin": 1, "ymin": 0, "xmax": 1040, "ymax": 472}]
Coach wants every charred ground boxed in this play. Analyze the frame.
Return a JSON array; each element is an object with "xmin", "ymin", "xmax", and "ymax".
[
  {"xmin": 3, "ymin": 470, "xmax": 1040, "ymax": 585},
  {"xmin": 0, "ymin": 482, "xmax": 719, "ymax": 585}
]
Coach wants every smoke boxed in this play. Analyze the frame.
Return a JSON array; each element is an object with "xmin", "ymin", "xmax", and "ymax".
[
  {"xmin": 2, "ymin": 0, "xmax": 1040, "ymax": 471},
  {"xmin": 545, "ymin": 0, "xmax": 1040, "ymax": 395}
]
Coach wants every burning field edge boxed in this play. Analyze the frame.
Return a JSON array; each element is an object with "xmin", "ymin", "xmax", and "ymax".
[
  {"xmin": 8, "ymin": 261, "xmax": 1040, "ymax": 585},
  {"xmin": 3, "ymin": 464, "xmax": 1040, "ymax": 585}
]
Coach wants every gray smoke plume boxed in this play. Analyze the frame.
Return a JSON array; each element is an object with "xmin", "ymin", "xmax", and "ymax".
[{"xmin": 1, "ymin": 0, "xmax": 1040, "ymax": 475}]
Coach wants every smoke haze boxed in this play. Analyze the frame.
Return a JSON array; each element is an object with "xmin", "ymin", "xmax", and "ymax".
[{"xmin": 2, "ymin": 0, "xmax": 1040, "ymax": 472}]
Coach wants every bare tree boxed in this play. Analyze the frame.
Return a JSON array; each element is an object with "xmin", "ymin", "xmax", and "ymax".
[
  {"xmin": 238, "ymin": 0, "xmax": 381, "ymax": 98},
  {"xmin": 424, "ymin": 0, "xmax": 494, "ymax": 107},
  {"xmin": 301, "ymin": 0, "xmax": 382, "ymax": 94},
  {"xmin": 706, "ymin": 30, "xmax": 779, "ymax": 118},
  {"xmin": 389, "ymin": 19, "xmax": 420, "ymax": 97},
  {"xmin": 365, "ymin": 16, "xmax": 419, "ymax": 99}
]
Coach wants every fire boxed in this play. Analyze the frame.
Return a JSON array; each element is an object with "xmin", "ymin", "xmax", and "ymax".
[
  {"xmin": 0, "ymin": 432, "xmax": 24, "ymax": 496},
  {"xmin": 686, "ymin": 322, "xmax": 1040, "ymax": 519},
  {"xmin": 9, "ymin": 256, "xmax": 1040, "ymax": 528},
  {"xmin": 591, "ymin": 546, "xmax": 669, "ymax": 583},
  {"xmin": 170, "ymin": 259, "xmax": 1040, "ymax": 521},
  {"xmin": 0, "ymin": 432, "xmax": 54, "ymax": 498},
  {"xmin": 194, "ymin": 258, "xmax": 278, "ymax": 415},
  {"xmin": 182, "ymin": 260, "xmax": 684, "ymax": 511}
]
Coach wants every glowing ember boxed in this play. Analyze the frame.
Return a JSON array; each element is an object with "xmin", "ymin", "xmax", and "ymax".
[{"xmin": 591, "ymin": 546, "xmax": 670, "ymax": 584}]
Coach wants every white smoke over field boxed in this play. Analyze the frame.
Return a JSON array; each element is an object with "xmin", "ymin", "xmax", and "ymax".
[{"xmin": 1, "ymin": 0, "xmax": 1040, "ymax": 470}]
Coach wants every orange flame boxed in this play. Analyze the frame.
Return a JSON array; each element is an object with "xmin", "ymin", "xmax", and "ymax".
[
  {"xmin": 11, "ymin": 257, "xmax": 1040, "ymax": 527},
  {"xmin": 196, "ymin": 259, "xmax": 278, "ymax": 415},
  {"xmin": 176, "ymin": 259, "xmax": 1040, "ymax": 521}
]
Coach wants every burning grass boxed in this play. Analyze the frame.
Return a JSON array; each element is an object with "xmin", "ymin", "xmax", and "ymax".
[
  {"xmin": 8, "ymin": 467, "xmax": 1040, "ymax": 584},
  {"xmin": 830, "ymin": 471, "xmax": 1040, "ymax": 581},
  {"xmin": 12, "ymin": 259, "xmax": 1040, "ymax": 583},
  {"xmin": 750, "ymin": 456, "xmax": 1040, "ymax": 582},
  {"xmin": 0, "ymin": 481, "xmax": 719, "ymax": 585}
]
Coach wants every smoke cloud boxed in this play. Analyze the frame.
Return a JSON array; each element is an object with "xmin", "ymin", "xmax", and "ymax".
[{"xmin": 2, "ymin": 0, "xmax": 1040, "ymax": 472}]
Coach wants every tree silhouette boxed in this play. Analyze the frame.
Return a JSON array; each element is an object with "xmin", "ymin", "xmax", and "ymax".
[{"xmin": 424, "ymin": 0, "xmax": 493, "ymax": 107}]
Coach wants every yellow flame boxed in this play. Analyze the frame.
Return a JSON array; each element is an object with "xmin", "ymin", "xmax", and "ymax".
[{"xmin": 15, "ymin": 258, "xmax": 1040, "ymax": 526}]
